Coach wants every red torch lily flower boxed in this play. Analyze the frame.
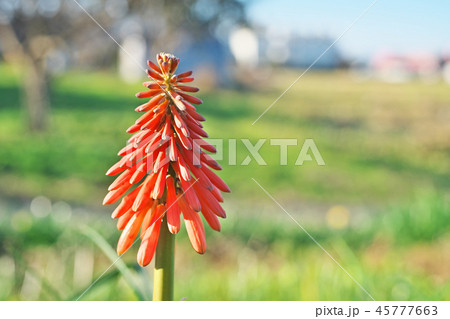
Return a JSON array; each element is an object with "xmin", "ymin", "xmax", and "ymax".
[{"xmin": 104, "ymin": 53, "xmax": 230, "ymax": 267}]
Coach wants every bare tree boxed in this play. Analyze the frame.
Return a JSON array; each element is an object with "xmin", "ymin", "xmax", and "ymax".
[{"xmin": 0, "ymin": 1, "xmax": 117, "ymax": 131}]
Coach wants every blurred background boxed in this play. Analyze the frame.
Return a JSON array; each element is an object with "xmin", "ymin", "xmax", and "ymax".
[{"xmin": 0, "ymin": 0, "xmax": 449, "ymax": 300}]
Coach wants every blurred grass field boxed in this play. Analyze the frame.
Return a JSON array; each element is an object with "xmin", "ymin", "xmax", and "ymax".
[
  {"xmin": 0, "ymin": 63, "xmax": 449, "ymax": 300},
  {"xmin": 1, "ymin": 64, "xmax": 449, "ymax": 204}
]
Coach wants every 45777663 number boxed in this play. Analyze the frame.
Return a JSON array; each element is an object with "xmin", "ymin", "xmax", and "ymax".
[{"xmin": 376, "ymin": 306, "xmax": 437, "ymax": 316}]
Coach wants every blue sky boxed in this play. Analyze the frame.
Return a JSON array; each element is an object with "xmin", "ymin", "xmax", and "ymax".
[{"xmin": 247, "ymin": 0, "xmax": 450, "ymax": 60}]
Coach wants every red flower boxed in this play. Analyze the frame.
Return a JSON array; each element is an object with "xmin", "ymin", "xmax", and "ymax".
[{"xmin": 103, "ymin": 53, "xmax": 230, "ymax": 267}]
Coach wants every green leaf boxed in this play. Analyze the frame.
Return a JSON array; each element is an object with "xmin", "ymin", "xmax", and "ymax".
[{"xmin": 77, "ymin": 226, "xmax": 149, "ymax": 300}]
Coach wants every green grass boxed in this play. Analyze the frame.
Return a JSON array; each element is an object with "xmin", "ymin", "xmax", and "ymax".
[
  {"xmin": 0, "ymin": 64, "xmax": 449, "ymax": 205},
  {"xmin": 0, "ymin": 192, "xmax": 448, "ymax": 300}
]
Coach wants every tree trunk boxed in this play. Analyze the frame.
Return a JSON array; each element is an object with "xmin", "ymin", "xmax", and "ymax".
[{"xmin": 24, "ymin": 59, "xmax": 49, "ymax": 132}]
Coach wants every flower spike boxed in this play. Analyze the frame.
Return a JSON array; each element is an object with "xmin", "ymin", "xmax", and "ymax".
[{"xmin": 104, "ymin": 53, "xmax": 229, "ymax": 267}]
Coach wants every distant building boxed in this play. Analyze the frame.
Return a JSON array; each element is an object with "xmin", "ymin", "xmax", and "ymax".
[
  {"xmin": 175, "ymin": 36, "xmax": 234, "ymax": 87},
  {"xmin": 118, "ymin": 34, "xmax": 147, "ymax": 83},
  {"xmin": 229, "ymin": 28, "xmax": 259, "ymax": 68},
  {"xmin": 269, "ymin": 35, "xmax": 341, "ymax": 69},
  {"xmin": 228, "ymin": 28, "xmax": 342, "ymax": 69},
  {"xmin": 370, "ymin": 52, "xmax": 440, "ymax": 82}
]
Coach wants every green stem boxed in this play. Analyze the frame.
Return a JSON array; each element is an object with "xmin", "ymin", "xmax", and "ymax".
[{"xmin": 153, "ymin": 216, "xmax": 175, "ymax": 301}]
